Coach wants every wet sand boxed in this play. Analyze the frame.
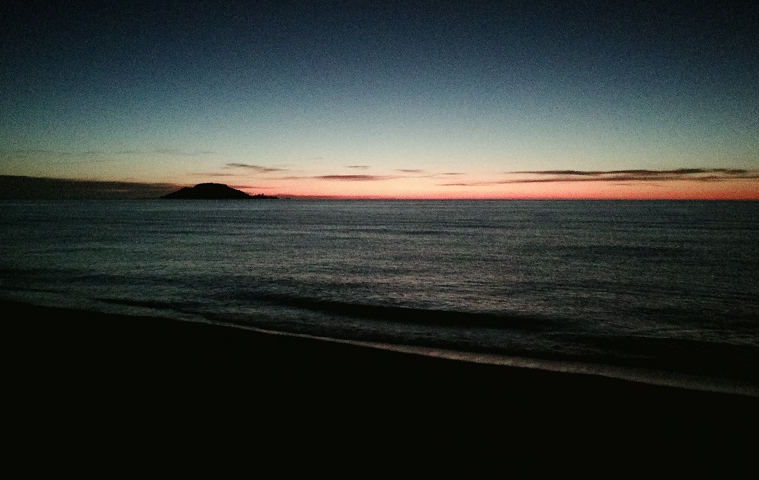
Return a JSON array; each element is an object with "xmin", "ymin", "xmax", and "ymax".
[{"xmin": 5, "ymin": 299, "xmax": 757, "ymax": 454}]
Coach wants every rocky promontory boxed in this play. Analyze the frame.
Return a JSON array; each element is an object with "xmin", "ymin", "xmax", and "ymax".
[{"xmin": 161, "ymin": 183, "xmax": 277, "ymax": 199}]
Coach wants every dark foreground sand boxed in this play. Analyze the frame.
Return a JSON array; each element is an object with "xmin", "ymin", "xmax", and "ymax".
[{"xmin": 5, "ymin": 299, "xmax": 758, "ymax": 461}]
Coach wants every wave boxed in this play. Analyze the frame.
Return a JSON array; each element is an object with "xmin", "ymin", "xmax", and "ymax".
[
  {"xmin": 186, "ymin": 316, "xmax": 759, "ymax": 399},
  {"xmin": 7, "ymin": 292, "xmax": 759, "ymax": 399},
  {"xmin": 252, "ymin": 292, "xmax": 552, "ymax": 330},
  {"xmin": 67, "ymin": 294, "xmax": 759, "ymax": 398},
  {"xmin": 94, "ymin": 293, "xmax": 548, "ymax": 330}
]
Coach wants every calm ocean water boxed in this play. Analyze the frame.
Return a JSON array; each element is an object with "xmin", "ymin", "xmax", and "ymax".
[{"xmin": 2, "ymin": 199, "xmax": 758, "ymax": 396}]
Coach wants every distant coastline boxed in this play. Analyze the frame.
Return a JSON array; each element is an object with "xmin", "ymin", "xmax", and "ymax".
[
  {"xmin": 0, "ymin": 175, "xmax": 178, "ymax": 200},
  {"xmin": 0, "ymin": 176, "xmax": 279, "ymax": 200}
]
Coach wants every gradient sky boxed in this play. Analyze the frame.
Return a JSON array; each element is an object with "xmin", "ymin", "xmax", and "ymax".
[{"xmin": 2, "ymin": 0, "xmax": 758, "ymax": 199}]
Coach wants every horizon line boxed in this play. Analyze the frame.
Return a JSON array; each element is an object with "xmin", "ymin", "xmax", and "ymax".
[{"xmin": 1, "ymin": 174, "xmax": 758, "ymax": 201}]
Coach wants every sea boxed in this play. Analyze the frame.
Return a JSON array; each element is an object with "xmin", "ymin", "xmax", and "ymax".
[{"xmin": 1, "ymin": 199, "xmax": 758, "ymax": 397}]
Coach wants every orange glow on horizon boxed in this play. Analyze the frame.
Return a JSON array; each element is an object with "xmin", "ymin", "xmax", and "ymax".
[{"xmin": 245, "ymin": 178, "xmax": 759, "ymax": 201}]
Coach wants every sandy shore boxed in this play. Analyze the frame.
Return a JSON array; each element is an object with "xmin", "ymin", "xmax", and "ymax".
[{"xmin": 5, "ymin": 299, "xmax": 758, "ymax": 452}]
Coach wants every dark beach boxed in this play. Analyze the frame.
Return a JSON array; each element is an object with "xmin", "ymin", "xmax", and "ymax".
[{"xmin": 5, "ymin": 299, "xmax": 758, "ymax": 457}]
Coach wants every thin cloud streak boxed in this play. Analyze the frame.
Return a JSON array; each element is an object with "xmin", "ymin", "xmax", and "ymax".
[
  {"xmin": 231, "ymin": 184, "xmax": 276, "ymax": 190},
  {"xmin": 315, "ymin": 175, "xmax": 398, "ymax": 181},
  {"xmin": 226, "ymin": 163, "xmax": 286, "ymax": 173},
  {"xmin": 1, "ymin": 148, "xmax": 214, "ymax": 160},
  {"xmin": 513, "ymin": 168, "xmax": 755, "ymax": 177},
  {"xmin": 441, "ymin": 168, "xmax": 759, "ymax": 187},
  {"xmin": 396, "ymin": 170, "xmax": 465, "ymax": 178}
]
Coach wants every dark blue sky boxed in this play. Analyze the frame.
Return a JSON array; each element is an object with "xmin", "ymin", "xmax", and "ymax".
[{"xmin": 2, "ymin": 0, "xmax": 758, "ymax": 198}]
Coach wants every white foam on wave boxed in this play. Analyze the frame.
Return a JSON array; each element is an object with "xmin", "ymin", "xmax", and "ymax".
[{"xmin": 224, "ymin": 321, "xmax": 759, "ymax": 399}]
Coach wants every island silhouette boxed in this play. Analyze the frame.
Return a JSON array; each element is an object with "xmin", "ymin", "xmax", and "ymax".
[{"xmin": 161, "ymin": 183, "xmax": 277, "ymax": 200}]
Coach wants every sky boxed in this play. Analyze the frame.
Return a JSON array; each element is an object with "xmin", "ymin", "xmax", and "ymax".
[{"xmin": 1, "ymin": 0, "xmax": 758, "ymax": 199}]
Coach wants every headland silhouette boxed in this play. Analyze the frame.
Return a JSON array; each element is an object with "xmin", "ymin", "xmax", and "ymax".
[{"xmin": 161, "ymin": 183, "xmax": 277, "ymax": 199}]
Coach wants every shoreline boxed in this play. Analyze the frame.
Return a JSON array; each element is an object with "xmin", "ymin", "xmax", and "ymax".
[
  {"xmin": 217, "ymin": 320, "xmax": 759, "ymax": 399},
  {"xmin": 5, "ymin": 299, "xmax": 758, "ymax": 439}
]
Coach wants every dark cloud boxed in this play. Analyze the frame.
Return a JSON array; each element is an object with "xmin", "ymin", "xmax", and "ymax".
[
  {"xmin": 510, "ymin": 169, "xmax": 759, "ymax": 182},
  {"xmin": 347, "ymin": 165, "xmax": 370, "ymax": 170},
  {"xmin": 396, "ymin": 170, "xmax": 465, "ymax": 178},
  {"xmin": 198, "ymin": 172, "xmax": 237, "ymax": 177},
  {"xmin": 226, "ymin": 163, "xmax": 286, "ymax": 173},
  {"xmin": 230, "ymin": 184, "xmax": 275, "ymax": 190},
  {"xmin": 439, "ymin": 182, "xmax": 495, "ymax": 187},
  {"xmin": 513, "ymin": 168, "xmax": 755, "ymax": 178},
  {"xmin": 315, "ymin": 175, "xmax": 397, "ymax": 181},
  {"xmin": 441, "ymin": 168, "xmax": 759, "ymax": 186}
]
